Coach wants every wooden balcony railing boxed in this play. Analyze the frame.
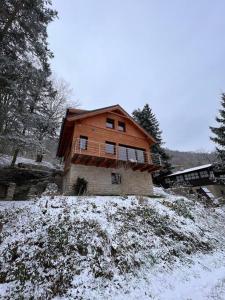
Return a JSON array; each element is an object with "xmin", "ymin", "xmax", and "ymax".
[{"xmin": 73, "ymin": 138, "xmax": 162, "ymax": 166}]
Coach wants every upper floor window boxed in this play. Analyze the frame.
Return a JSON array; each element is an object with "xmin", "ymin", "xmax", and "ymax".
[
  {"xmin": 118, "ymin": 121, "xmax": 126, "ymax": 132},
  {"xmin": 106, "ymin": 118, "xmax": 115, "ymax": 129},
  {"xmin": 80, "ymin": 136, "xmax": 88, "ymax": 150},
  {"xmin": 105, "ymin": 141, "xmax": 116, "ymax": 155}
]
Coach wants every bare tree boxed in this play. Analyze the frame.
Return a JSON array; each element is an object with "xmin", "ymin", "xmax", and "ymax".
[{"xmin": 35, "ymin": 77, "xmax": 79, "ymax": 162}]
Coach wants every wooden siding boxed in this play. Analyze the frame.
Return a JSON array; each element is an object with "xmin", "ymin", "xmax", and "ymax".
[
  {"xmin": 73, "ymin": 112, "xmax": 151, "ymax": 150},
  {"xmin": 63, "ymin": 111, "xmax": 155, "ymax": 171}
]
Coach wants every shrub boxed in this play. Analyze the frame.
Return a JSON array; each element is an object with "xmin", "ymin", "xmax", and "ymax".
[{"xmin": 74, "ymin": 177, "xmax": 88, "ymax": 195}]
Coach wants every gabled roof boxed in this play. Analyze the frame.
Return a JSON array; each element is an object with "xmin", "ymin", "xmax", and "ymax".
[
  {"xmin": 57, "ymin": 104, "xmax": 156, "ymax": 157},
  {"xmin": 67, "ymin": 104, "xmax": 123, "ymax": 121},
  {"xmin": 67, "ymin": 108, "xmax": 89, "ymax": 115},
  {"xmin": 67, "ymin": 104, "xmax": 156, "ymax": 142},
  {"xmin": 167, "ymin": 164, "xmax": 212, "ymax": 177}
]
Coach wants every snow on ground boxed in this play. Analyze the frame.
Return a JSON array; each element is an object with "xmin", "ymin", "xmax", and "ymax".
[
  {"xmin": 0, "ymin": 200, "xmax": 33, "ymax": 211},
  {"xmin": 1, "ymin": 188, "xmax": 225, "ymax": 299},
  {"xmin": 0, "ymin": 154, "xmax": 57, "ymax": 169}
]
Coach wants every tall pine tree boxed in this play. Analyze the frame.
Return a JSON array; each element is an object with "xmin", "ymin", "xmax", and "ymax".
[
  {"xmin": 210, "ymin": 93, "xmax": 225, "ymax": 161},
  {"xmin": 132, "ymin": 104, "xmax": 172, "ymax": 177},
  {"xmin": 0, "ymin": 0, "xmax": 58, "ymax": 165}
]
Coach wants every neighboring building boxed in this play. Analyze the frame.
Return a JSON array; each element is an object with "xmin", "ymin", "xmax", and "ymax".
[
  {"xmin": 57, "ymin": 104, "xmax": 161, "ymax": 196},
  {"xmin": 164, "ymin": 164, "xmax": 225, "ymax": 199}
]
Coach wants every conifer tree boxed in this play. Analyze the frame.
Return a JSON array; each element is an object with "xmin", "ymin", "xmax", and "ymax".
[
  {"xmin": 132, "ymin": 104, "xmax": 172, "ymax": 176},
  {"xmin": 210, "ymin": 93, "xmax": 225, "ymax": 161},
  {"xmin": 0, "ymin": 0, "xmax": 58, "ymax": 165}
]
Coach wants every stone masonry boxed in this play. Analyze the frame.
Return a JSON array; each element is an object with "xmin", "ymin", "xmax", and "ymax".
[{"xmin": 63, "ymin": 164, "xmax": 153, "ymax": 196}]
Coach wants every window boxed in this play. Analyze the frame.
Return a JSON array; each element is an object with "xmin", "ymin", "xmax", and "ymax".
[
  {"xmin": 176, "ymin": 175, "xmax": 184, "ymax": 182},
  {"xmin": 105, "ymin": 141, "xmax": 116, "ymax": 154},
  {"xmin": 184, "ymin": 172, "xmax": 199, "ymax": 180},
  {"xmin": 118, "ymin": 146, "xmax": 127, "ymax": 161},
  {"xmin": 80, "ymin": 136, "xmax": 88, "ymax": 150},
  {"xmin": 209, "ymin": 171, "xmax": 215, "ymax": 180},
  {"xmin": 127, "ymin": 147, "xmax": 137, "ymax": 161},
  {"xmin": 200, "ymin": 171, "xmax": 209, "ymax": 178},
  {"xmin": 165, "ymin": 178, "xmax": 171, "ymax": 184},
  {"xmin": 112, "ymin": 173, "xmax": 121, "ymax": 184},
  {"xmin": 106, "ymin": 118, "xmax": 115, "ymax": 129},
  {"xmin": 136, "ymin": 149, "xmax": 145, "ymax": 163},
  {"xmin": 118, "ymin": 145, "xmax": 146, "ymax": 163},
  {"xmin": 118, "ymin": 121, "xmax": 126, "ymax": 132}
]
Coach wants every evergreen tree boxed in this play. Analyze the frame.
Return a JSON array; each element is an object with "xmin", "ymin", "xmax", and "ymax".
[
  {"xmin": 0, "ymin": 0, "xmax": 58, "ymax": 165},
  {"xmin": 132, "ymin": 104, "xmax": 172, "ymax": 176},
  {"xmin": 210, "ymin": 93, "xmax": 225, "ymax": 161}
]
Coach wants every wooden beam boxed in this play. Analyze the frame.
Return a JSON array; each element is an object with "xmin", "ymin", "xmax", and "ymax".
[
  {"xmin": 72, "ymin": 153, "xmax": 80, "ymax": 164},
  {"xmin": 79, "ymin": 155, "xmax": 88, "ymax": 164},
  {"xmin": 148, "ymin": 165, "xmax": 161, "ymax": 173},
  {"xmin": 85, "ymin": 156, "xmax": 100, "ymax": 166},
  {"xmin": 94, "ymin": 157, "xmax": 104, "ymax": 166},
  {"xmin": 97, "ymin": 158, "xmax": 108, "ymax": 167},
  {"xmin": 105, "ymin": 159, "xmax": 115, "ymax": 168},
  {"xmin": 83, "ymin": 156, "xmax": 92, "ymax": 165},
  {"xmin": 140, "ymin": 165, "xmax": 150, "ymax": 172},
  {"xmin": 105, "ymin": 159, "xmax": 118, "ymax": 168},
  {"xmin": 111, "ymin": 160, "xmax": 118, "ymax": 168},
  {"xmin": 132, "ymin": 163, "xmax": 146, "ymax": 171}
]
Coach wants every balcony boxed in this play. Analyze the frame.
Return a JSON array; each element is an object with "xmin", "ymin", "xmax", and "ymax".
[{"xmin": 70, "ymin": 138, "xmax": 161, "ymax": 172}]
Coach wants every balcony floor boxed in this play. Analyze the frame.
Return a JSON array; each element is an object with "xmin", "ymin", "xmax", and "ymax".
[{"xmin": 71, "ymin": 153, "xmax": 161, "ymax": 173}]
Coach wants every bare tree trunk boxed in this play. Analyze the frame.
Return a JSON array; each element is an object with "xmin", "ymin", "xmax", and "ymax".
[{"xmin": 11, "ymin": 148, "xmax": 19, "ymax": 167}]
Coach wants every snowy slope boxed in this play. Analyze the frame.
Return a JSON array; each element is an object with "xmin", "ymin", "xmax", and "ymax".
[
  {"xmin": 0, "ymin": 154, "xmax": 57, "ymax": 169},
  {"xmin": 1, "ymin": 188, "xmax": 225, "ymax": 299}
]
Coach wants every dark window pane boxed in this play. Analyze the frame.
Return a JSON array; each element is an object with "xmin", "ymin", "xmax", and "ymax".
[
  {"xmin": 118, "ymin": 145, "xmax": 146, "ymax": 163},
  {"xmin": 80, "ymin": 136, "xmax": 88, "ymax": 150},
  {"xmin": 118, "ymin": 121, "xmax": 126, "ymax": 132},
  {"xmin": 105, "ymin": 142, "xmax": 116, "ymax": 154},
  {"xmin": 106, "ymin": 118, "xmax": 115, "ymax": 129},
  {"xmin": 112, "ymin": 173, "xmax": 121, "ymax": 184},
  {"xmin": 136, "ymin": 149, "xmax": 145, "ymax": 163},
  {"xmin": 127, "ymin": 148, "xmax": 136, "ymax": 161},
  {"xmin": 118, "ymin": 146, "xmax": 127, "ymax": 161}
]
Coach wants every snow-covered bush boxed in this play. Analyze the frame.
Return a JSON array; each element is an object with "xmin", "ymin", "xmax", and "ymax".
[{"xmin": 0, "ymin": 190, "xmax": 223, "ymax": 299}]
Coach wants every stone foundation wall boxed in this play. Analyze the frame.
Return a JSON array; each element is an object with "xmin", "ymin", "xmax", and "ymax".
[{"xmin": 63, "ymin": 164, "xmax": 153, "ymax": 196}]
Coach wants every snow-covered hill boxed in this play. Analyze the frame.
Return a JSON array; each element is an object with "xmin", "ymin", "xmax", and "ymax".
[
  {"xmin": 1, "ymin": 188, "xmax": 225, "ymax": 299},
  {"xmin": 0, "ymin": 154, "xmax": 57, "ymax": 169}
]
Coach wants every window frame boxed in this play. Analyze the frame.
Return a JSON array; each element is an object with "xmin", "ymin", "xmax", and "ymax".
[
  {"xmin": 184, "ymin": 172, "xmax": 199, "ymax": 181},
  {"xmin": 106, "ymin": 118, "xmax": 115, "ymax": 129},
  {"xmin": 118, "ymin": 144, "xmax": 146, "ymax": 163},
  {"xmin": 79, "ymin": 135, "xmax": 88, "ymax": 150},
  {"xmin": 111, "ymin": 172, "xmax": 121, "ymax": 184},
  {"xmin": 200, "ymin": 170, "xmax": 209, "ymax": 178},
  {"xmin": 176, "ymin": 175, "xmax": 184, "ymax": 182},
  {"xmin": 105, "ymin": 141, "xmax": 116, "ymax": 155},
  {"xmin": 118, "ymin": 121, "xmax": 126, "ymax": 132}
]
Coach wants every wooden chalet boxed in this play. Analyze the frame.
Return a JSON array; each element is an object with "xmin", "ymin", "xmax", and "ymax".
[{"xmin": 57, "ymin": 104, "xmax": 161, "ymax": 195}]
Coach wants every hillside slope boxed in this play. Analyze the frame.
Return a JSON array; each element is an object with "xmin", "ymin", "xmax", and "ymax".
[
  {"xmin": 1, "ymin": 189, "xmax": 225, "ymax": 299},
  {"xmin": 166, "ymin": 149, "xmax": 217, "ymax": 170}
]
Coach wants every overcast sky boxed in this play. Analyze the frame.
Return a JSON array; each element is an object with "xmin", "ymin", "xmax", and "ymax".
[{"xmin": 48, "ymin": 0, "xmax": 225, "ymax": 152}]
